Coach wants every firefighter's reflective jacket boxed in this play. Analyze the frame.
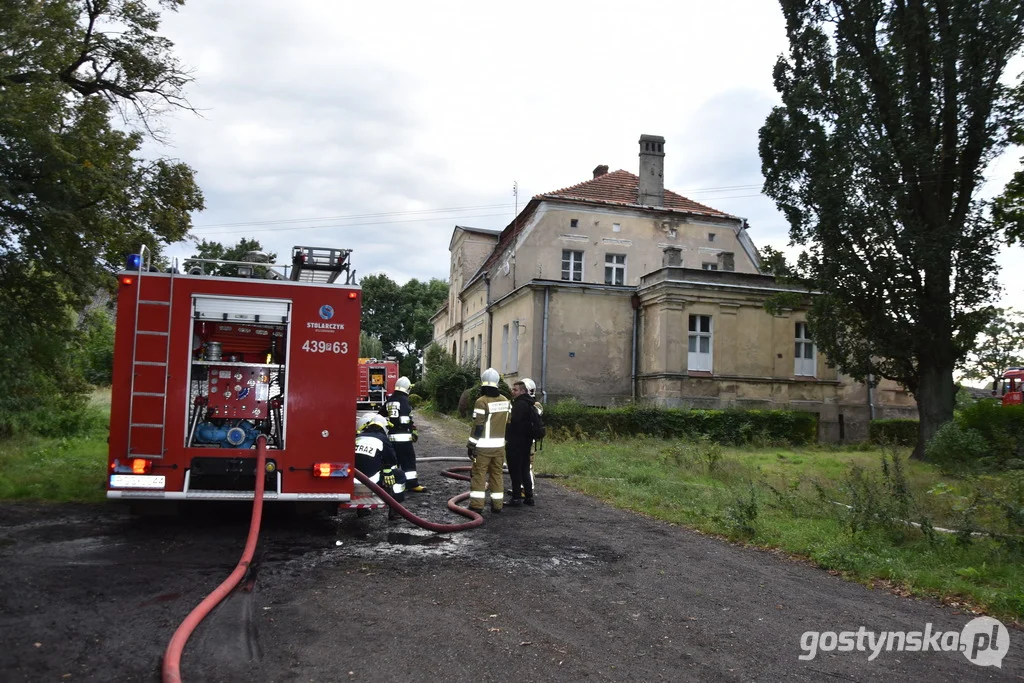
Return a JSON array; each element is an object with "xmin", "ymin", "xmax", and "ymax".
[
  {"xmin": 468, "ymin": 393, "xmax": 511, "ymax": 455},
  {"xmin": 380, "ymin": 392, "xmax": 415, "ymax": 442},
  {"xmin": 355, "ymin": 426, "xmax": 398, "ymax": 483}
]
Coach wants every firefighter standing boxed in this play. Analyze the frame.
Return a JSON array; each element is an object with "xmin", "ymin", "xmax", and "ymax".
[
  {"xmin": 355, "ymin": 414, "xmax": 405, "ymax": 505},
  {"xmin": 467, "ymin": 368, "xmax": 510, "ymax": 513},
  {"xmin": 380, "ymin": 376, "xmax": 426, "ymax": 492},
  {"xmin": 506, "ymin": 379, "xmax": 537, "ymax": 506}
]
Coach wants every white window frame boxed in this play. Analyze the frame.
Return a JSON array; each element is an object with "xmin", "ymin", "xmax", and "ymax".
[
  {"xmin": 501, "ymin": 324, "xmax": 509, "ymax": 373},
  {"xmin": 701, "ymin": 262, "xmax": 718, "ymax": 271},
  {"xmin": 795, "ymin": 322, "xmax": 816, "ymax": 376},
  {"xmin": 476, "ymin": 334, "xmax": 482, "ymax": 363},
  {"xmin": 469, "ymin": 336, "xmax": 475, "ymax": 362},
  {"xmin": 509, "ymin": 321, "xmax": 520, "ymax": 373},
  {"xmin": 604, "ymin": 253, "xmax": 626, "ymax": 285},
  {"xmin": 687, "ymin": 315, "xmax": 713, "ymax": 372},
  {"xmin": 561, "ymin": 250, "xmax": 584, "ymax": 282}
]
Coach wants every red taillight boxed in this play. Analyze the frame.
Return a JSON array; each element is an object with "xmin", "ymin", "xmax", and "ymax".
[
  {"xmin": 119, "ymin": 275, "xmax": 134, "ymax": 286},
  {"xmin": 348, "ymin": 292, "xmax": 357, "ymax": 299},
  {"xmin": 312, "ymin": 463, "xmax": 349, "ymax": 478},
  {"xmin": 130, "ymin": 458, "xmax": 152, "ymax": 474}
]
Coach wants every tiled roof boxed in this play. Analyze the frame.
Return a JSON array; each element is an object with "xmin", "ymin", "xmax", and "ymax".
[
  {"xmin": 468, "ymin": 171, "xmax": 736, "ymax": 288},
  {"xmin": 540, "ymin": 170, "xmax": 734, "ymax": 218}
]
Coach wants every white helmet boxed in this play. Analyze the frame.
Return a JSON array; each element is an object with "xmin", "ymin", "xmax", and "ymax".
[
  {"xmin": 363, "ymin": 414, "xmax": 389, "ymax": 433},
  {"xmin": 481, "ymin": 367, "xmax": 500, "ymax": 387},
  {"xmin": 395, "ymin": 376, "xmax": 411, "ymax": 393},
  {"xmin": 522, "ymin": 378, "xmax": 537, "ymax": 397},
  {"xmin": 356, "ymin": 413, "xmax": 373, "ymax": 431}
]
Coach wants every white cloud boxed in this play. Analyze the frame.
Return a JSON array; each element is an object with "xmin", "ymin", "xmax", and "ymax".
[{"xmin": 146, "ymin": 0, "xmax": 1020, "ymax": 312}]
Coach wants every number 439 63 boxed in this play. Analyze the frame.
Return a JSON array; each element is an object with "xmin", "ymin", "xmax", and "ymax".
[{"xmin": 301, "ymin": 340, "xmax": 348, "ymax": 354}]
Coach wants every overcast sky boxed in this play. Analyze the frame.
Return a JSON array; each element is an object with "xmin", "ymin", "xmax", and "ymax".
[{"xmin": 151, "ymin": 0, "xmax": 1022, "ymax": 309}]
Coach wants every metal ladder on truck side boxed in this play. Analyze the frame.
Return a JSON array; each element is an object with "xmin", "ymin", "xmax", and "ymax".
[{"xmin": 126, "ymin": 245, "xmax": 174, "ymax": 459}]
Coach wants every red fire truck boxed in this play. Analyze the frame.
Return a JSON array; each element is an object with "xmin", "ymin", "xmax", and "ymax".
[
  {"xmin": 357, "ymin": 357, "xmax": 399, "ymax": 409},
  {"xmin": 107, "ymin": 245, "xmax": 380, "ymax": 513},
  {"xmin": 998, "ymin": 367, "xmax": 1023, "ymax": 406}
]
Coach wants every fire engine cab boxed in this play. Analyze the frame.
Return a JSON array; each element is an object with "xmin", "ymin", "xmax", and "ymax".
[{"xmin": 107, "ymin": 245, "xmax": 374, "ymax": 513}]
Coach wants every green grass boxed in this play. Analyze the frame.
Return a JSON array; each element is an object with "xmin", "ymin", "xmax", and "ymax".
[
  {"xmin": 0, "ymin": 389, "xmax": 110, "ymax": 503},
  {"xmin": 537, "ymin": 436, "xmax": 1024, "ymax": 622}
]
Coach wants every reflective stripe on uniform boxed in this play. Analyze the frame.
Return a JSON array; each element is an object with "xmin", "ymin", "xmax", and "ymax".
[
  {"xmin": 468, "ymin": 437, "xmax": 479, "ymax": 445},
  {"xmin": 369, "ymin": 472, "xmax": 381, "ymax": 484},
  {"xmin": 393, "ymin": 482, "xmax": 405, "ymax": 493},
  {"xmin": 473, "ymin": 408, "xmax": 486, "ymax": 416},
  {"xmin": 470, "ymin": 491, "xmax": 487, "ymax": 499},
  {"xmin": 391, "ymin": 433, "xmax": 413, "ymax": 442},
  {"xmin": 399, "ymin": 416, "xmax": 411, "ymax": 424},
  {"xmin": 405, "ymin": 470, "xmax": 417, "ymax": 479},
  {"xmin": 475, "ymin": 437, "xmax": 505, "ymax": 448}
]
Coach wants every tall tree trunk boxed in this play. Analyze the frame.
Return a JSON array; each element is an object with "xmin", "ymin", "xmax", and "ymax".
[{"xmin": 912, "ymin": 362, "xmax": 956, "ymax": 460}]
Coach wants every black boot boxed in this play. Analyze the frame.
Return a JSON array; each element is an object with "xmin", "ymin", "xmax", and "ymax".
[{"xmin": 524, "ymin": 496, "xmax": 535, "ymax": 506}]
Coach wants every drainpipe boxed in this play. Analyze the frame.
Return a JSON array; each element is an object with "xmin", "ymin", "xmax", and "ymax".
[
  {"xmin": 630, "ymin": 293, "xmax": 640, "ymax": 401},
  {"xmin": 541, "ymin": 286, "xmax": 550, "ymax": 404},
  {"xmin": 867, "ymin": 373, "xmax": 876, "ymax": 420},
  {"xmin": 484, "ymin": 273, "xmax": 492, "ymax": 369}
]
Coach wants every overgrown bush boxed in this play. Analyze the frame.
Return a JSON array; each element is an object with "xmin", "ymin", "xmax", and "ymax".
[
  {"xmin": 925, "ymin": 422, "xmax": 990, "ymax": 473},
  {"xmin": 921, "ymin": 401, "xmax": 1024, "ymax": 472},
  {"xmin": 416, "ymin": 344, "xmax": 480, "ymax": 413},
  {"xmin": 407, "ymin": 393, "xmax": 423, "ymax": 408},
  {"xmin": 869, "ymin": 419, "xmax": 918, "ymax": 446},
  {"xmin": 543, "ymin": 399, "xmax": 818, "ymax": 445}
]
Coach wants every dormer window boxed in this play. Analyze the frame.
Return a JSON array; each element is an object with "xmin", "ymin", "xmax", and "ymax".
[
  {"xmin": 613, "ymin": 223, "xmax": 621, "ymax": 233},
  {"xmin": 570, "ymin": 218, "xmax": 579, "ymax": 228},
  {"xmin": 708, "ymin": 233, "xmax": 716, "ymax": 242}
]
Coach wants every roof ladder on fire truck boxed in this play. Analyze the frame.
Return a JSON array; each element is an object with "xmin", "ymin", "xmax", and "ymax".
[
  {"xmin": 126, "ymin": 245, "xmax": 174, "ymax": 459},
  {"xmin": 290, "ymin": 246, "xmax": 354, "ymax": 284}
]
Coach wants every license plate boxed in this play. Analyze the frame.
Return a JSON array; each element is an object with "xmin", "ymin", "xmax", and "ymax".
[{"xmin": 109, "ymin": 474, "xmax": 166, "ymax": 489}]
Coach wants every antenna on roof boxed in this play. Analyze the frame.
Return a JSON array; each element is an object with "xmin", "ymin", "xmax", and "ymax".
[{"xmin": 512, "ymin": 180, "xmax": 519, "ymax": 288}]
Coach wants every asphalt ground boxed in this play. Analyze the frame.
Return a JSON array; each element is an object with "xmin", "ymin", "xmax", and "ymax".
[{"xmin": 0, "ymin": 412, "xmax": 1020, "ymax": 682}]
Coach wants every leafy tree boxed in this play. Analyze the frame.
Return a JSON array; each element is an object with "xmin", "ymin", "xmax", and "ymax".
[
  {"xmin": 0, "ymin": 0, "xmax": 203, "ymax": 434},
  {"xmin": 78, "ymin": 306, "xmax": 116, "ymax": 386},
  {"xmin": 359, "ymin": 331, "xmax": 384, "ymax": 359},
  {"xmin": 360, "ymin": 273, "xmax": 448, "ymax": 377},
  {"xmin": 184, "ymin": 238, "xmax": 277, "ymax": 278},
  {"xmin": 959, "ymin": 308, "xmax": 1024, "ymax": 389},
  {"xmin": 759, "ymin": 0, "xmax": 1024, "ymax": 457}
]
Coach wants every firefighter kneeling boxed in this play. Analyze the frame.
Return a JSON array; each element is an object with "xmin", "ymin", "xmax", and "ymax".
[{"xmin": 356, "ymin": 414, "xmax": 405, "ymax": 516}]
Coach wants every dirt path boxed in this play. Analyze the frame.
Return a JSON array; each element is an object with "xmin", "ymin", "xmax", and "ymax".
[{"xmin": 0, "ymin": 413, "xmax": 1019, "ymax": 682}]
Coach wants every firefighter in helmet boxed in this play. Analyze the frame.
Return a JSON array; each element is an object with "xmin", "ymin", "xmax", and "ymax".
[
  {"xmin": 467, "ymin": 368, "xmax": 510, "ymax": 513},
  {"xmin": 380, "ymin": 376, "xmax": 425, "ymax": 492},
  {"xmin": 355, "ymin": 414, "xmax": 405, "ymax": 506}
]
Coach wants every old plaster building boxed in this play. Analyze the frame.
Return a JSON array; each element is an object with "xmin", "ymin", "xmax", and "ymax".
[{"xmin": 430, "ymin": 135, "xmax": 916, "ymax": 440}]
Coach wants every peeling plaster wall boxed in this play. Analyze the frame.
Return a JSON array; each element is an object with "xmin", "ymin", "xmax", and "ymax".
[{"xmin": 542, "ymin": 288, "xmax": 635, "ymax": 406}]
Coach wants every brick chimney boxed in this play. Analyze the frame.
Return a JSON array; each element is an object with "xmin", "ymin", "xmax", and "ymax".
[
  {"xmin": 593, "ymin": 164, "xmax": 609, "ymax": 179},
  {"xmin": 638, "ymin": 134, "xmax": 665, "ymax": 206}
]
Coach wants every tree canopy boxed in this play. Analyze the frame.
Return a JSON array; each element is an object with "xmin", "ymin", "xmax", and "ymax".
[
  {"xmin": 959, "ymin": 308, "xmax": 1024, "ymax": 389},
  {"xmin": 360, "ymin": 273, "xmax": 448, "ymax": 377},
  {"xmin": 0, "ymin": 0, "xmax": 202, "ymax": 434},
  {"xmin": 185, "ymin": 238, "xmax": 277, "ymax": 278},
  {"xmin": 759, "ymin": 0, "xmax": 1024, "ymax": 456}
]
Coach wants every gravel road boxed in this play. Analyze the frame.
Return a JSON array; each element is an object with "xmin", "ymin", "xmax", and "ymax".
[{"xmin": 0, "ymin": 413, "xmax": 1019, "ymax": 682}]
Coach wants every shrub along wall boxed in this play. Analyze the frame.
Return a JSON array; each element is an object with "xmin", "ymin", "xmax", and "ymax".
[
  {"xmin": 868, "ymin": 418, "xmax": 918, "ymax": 446},
  {"xmin": 543, "ymin": 400, "xmax": 818, "ymax": 445}
]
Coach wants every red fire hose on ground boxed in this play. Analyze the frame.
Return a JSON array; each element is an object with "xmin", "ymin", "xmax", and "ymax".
[
  {"xmin": 161, "ymin": 435, "xmax": 269, "ymax": 683},
  {"xmin": 161, "ymin": 449, "xmax": 484, "ymax": 681}
]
